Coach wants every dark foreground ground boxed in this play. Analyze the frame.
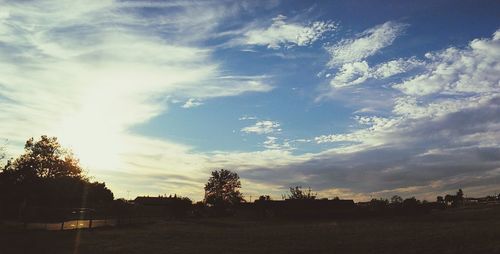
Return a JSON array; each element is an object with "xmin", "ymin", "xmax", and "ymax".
[{"xmin": 1, "ymin": 205, "xmax": 500, "ymax": 254}]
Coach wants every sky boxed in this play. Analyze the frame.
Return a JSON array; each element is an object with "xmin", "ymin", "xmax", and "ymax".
[{"xmin": 0, "ymin": 0, "xmax": 499, "ymax": 201}]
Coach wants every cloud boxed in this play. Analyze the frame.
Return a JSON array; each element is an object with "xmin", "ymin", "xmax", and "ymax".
[
  {"xmin": 238, "ymin": 116, "xmax": 258, "ymax": 120},
  {"xmin": 394, "ymin": 30, "xmax": 500, "ymax": 96},
  {"xmin": 175, "ymin": 75, "xmax": 272, "ymax": 99},
  {"xmin": 391, "ymin": 30, "xmax": 500, "ymax": 122},
  {"xmin": 0, "ymin": 0, "xmax": 273, "ymax": 198},
  {"xmin": 1, "ymin": 1, "xmax": 498, "ymax": 202},
  {"xmin": 326, "ymin": 21, "xmax": 407, "ymax": 66},
  {"xmin": 244, "ymin": 97, "xmax": 500, "ymax": 200},
  {"xmin": 263, "ymin": 136, "xmax": 293, "ymax": 151},
  {"xmin": 241, "ymin": 15, "xmax": 337, "ymax": 49},
  {"xmin": 322, "ymin": 31, "xmax": 500, "ymax": 146},
  {"xmin": 290, "ymin": 30, "xmax": 500, "ymax": 199},
  {"xmin": 101, "ymin": 28, "xmax": 498, "ymax": 201},
  {"xmin": 324, "ymin": 21, "xmax": 416, "ymax": 89},
  {"xmin": 182, "ymin": 98, "xmax": 203, "ymax": 108},
  {"xmin": 392, "ymin": 95, "xmax": 489, "ymax": 120},
  {"xmin": 208, "ymin": 149, "xmax": 311, "ymax": 172},
  {"xmin": 329, "ymin": 58, "xmax": 423, "ymax": 88},
  {"xmin": 371, "ymin": 58, "xmax": 423, "ymax": 79},
  {"xmin": 315, "ymin": 116, "xmax": 401, "ymax": 145},
  {"xmin": 241, "ymin": 121, "xmax": 282, "ymax": 135},
  {"xmin": 329, "ymin": 61, "xmax": 371, "ymax": 88}
]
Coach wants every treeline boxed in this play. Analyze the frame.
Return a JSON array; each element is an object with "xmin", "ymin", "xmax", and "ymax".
[{"xmin": 1, "ymin": 136, "xmax": 499, "ymax": 222}]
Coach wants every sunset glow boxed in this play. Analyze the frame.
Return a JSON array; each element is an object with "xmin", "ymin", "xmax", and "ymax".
[{"xmin": 1, "ymin": 0, "xmax": 499, "ymax": 201}]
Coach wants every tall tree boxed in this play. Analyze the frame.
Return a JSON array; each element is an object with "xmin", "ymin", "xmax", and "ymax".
[
  {"xmin": 204, "ymin": 169, "xmax": 243, "ymax": 209},
  {"xmin": 456, "ymin": 189, "xmax": 464, "ymax": 200},
  {"xmin": 287, "ymin": 186, "xmax": 316, "ymax": 200},
  {"xmin": 455, "ymin": 189, "xmax": 465, "ymax": 206}
]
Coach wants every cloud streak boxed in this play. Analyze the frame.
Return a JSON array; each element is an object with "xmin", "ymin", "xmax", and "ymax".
[
  {"xmin": 326, "ymin": 21, "xmax": 407, "ymax": 66},
  {"xmin": 238, "ymin": 15, "xmax": 337, "ymax": 49},
  {"xmin": 241, "ymin": 121, "xmax": 282, "ymax": 135},
  {"xmin": 329, "ymin": 58, "xmax": 424, "ymax": 88},
  {"xmin": 182, "ymin": 98, "xmax": 203, "ymax": 108},
  {"xmin": 0, "ymin": 0, "xmax": 273, "ymax": 198}
]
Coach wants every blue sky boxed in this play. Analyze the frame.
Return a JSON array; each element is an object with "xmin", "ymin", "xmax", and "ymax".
[{"xmin": 1, "ymin": 0, "xmax": 499, "ymax": 201}]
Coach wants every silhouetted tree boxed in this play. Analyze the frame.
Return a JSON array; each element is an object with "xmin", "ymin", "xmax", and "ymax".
[
  {"xmin": 0, "ymin": 136, "xmax": 113, "ymax": 219},
  {"xmin": 402, "ymin": 197, "xmax": 420, "ymax": 209},
  {"xmin": 390, "ymin": 195, "xmax": 403, "ymax": 204},
  {"xmin": 442, "ymin": 189, "xmax": 465, "ymax": 207},
  {"xmin": 258, "ymin": 195, "xmax": 272, "ymax": 201},
  {"xmin": 447, "ymin": 189, "xmax": 464, "ymax": 207},
  {"xmin": 444, "ymin": 194, "xmax": 455, "ymax": 206},
  {"xmin": 436, "ymin": 196, "xmax": 444, "ymax": 203},
  {"xmin": 0, "ymin": 143, "xmax": 5, "ymax": 164},
  {"xmin": 204, "ymin": 169, "xmax": 243, "ymax": 214},
  {"xmin": 287, "ymin": 186, "xmax": 316, "ymax": 200},
  {"xmin": 2, "ymin": 136, "xmax": 82, "ymax": 181},
  {"xmin": 369, "ymin": 198, "xmax": 389, "ymax": 211},
  {"xmin": 457, "ymin": 189, "xmax": 464, "ymax": 198},
  {"xmin": 165, "ymin": 195, "xmax": 192, "ymax": 218}
]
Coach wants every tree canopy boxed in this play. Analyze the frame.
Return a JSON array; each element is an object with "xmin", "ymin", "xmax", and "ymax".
[
  {"xmin": 2, "ymin": 136, "xmax": 83, "ymax": 182},
  {"xmin": 391, "ymin": 195, "xmax": 403, "ymax": 204},
  {"xmin": 0, "ymin": 136, "xmax": 113, "ymax": 218},
  {"xmin": 204, "ymin": 169, "xmax": 244, "ymax": 209},
  {"xmin": 0, "ymin": 142, "xmax": 6, "ymax": 167},
  {"xmin": 286, "ymin": 186, "xmax": 316, "ymax": 200}
]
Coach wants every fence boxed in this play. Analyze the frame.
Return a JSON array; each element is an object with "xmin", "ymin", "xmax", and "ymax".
[{"xmin": 2, "ymin": 216, "xmax": 157, "ymax": 231}]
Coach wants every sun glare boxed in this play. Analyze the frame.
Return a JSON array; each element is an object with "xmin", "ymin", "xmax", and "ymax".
[{"xmin": 53, "ymin": 89, "xmax": 128, "ymax": 171}]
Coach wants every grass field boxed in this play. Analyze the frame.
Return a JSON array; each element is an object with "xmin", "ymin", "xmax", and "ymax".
[{"xmin": 1, "ymin": 205, "xmax": 500, "ymax": 254}]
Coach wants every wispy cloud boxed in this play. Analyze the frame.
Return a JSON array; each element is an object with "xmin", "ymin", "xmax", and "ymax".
[
  {"xmin": 241, "ymin": 121, "xmax": 282, "ymax": 135},
  {"xmin": 263, "ymin": 136, "xmax": 293, "ymax": 151},
  {"xmin": 326, "ymin": 21, "xmax": 407, "ymax": 66},
  {"xmin": 329, "ymin": 58, "xmax": 423, "ymax": 88},
  {"xmin": 0, "ymin": 0, "xmax": 273, "ymax": 198},
  {"xmin": 323, "ymin": 21, "xmax": 411, "ymax": 91},
  {"xmin": 182, "ymin": 98, "xmax": 203, "ymax": 108},
  {"xmin": 238, "ymin": 15, "xmax": 337, "ymax": 49},
  {"xmin": 238, "ymin": 115, "xmax": 258, "ymax": 121},
  {"xmin": 329, "ymin": 61, "xmax": 371, "ymax": 88},
  {"xmin": 315, "ymin": 116, "xmax": 400, "ymax": 145}
]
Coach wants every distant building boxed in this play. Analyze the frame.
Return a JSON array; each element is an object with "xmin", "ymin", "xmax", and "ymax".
[{"xmin": 464, "ymin": 196, "xmax": 500, "ymax": 205}]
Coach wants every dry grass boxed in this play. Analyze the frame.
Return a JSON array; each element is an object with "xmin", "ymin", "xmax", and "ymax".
[{"xmin": 1, "ymin": 205, "xmax": 500, "ymax": 254}]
